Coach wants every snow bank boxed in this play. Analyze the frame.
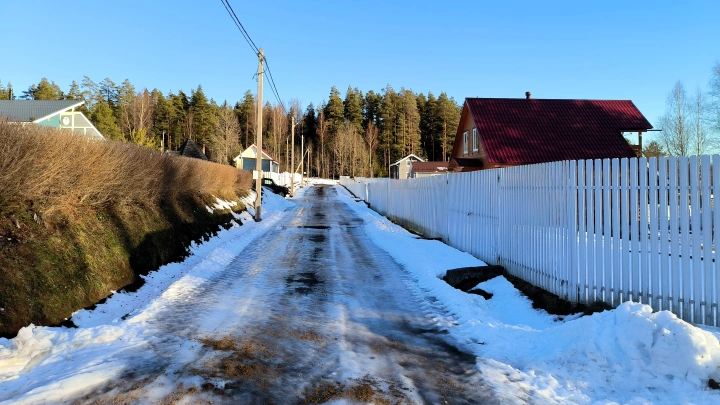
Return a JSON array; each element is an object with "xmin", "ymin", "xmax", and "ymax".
[
  {"xmin": 336, "ymin": 185, "xmax": 720, "ymax": 404},
  {"xmin": 205, "ymin": 196, "xmax": 238, "ymax": 213}
]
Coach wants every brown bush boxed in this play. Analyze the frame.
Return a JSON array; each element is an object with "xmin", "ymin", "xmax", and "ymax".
[{"xmin": 0, "ymin": 121, "xmax": 252, "ymax": 213}]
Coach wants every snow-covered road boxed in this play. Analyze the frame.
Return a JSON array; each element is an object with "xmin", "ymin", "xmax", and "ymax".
[
  {"xmin": 2, "ymin": 182, "xmax": 720, "ymax": 404},
  {"xmin": 0, "ymin": 184, "xmax": 495, "ymax": 404}
]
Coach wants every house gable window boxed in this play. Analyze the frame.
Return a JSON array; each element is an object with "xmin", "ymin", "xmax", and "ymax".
[
  {"xmin": 463, "ymin": 131, "xmax": 468, "ymax": 154},
  {"xmin": 472, "ymin": 128, "xmax": 478, "ymax": 152}
]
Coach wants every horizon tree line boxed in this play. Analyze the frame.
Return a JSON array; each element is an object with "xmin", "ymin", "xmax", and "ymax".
[{"xmin": 0, "ymin": 77, "xmax": 462, "ymax": 178}]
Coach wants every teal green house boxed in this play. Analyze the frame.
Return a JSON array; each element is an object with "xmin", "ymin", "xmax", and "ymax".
[{"xmin": 0, "ymin": 100, "xmax": 103, "ymax": 138}]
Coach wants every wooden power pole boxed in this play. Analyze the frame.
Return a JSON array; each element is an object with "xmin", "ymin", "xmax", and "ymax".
[
  {"xmin": 291, "ymin": 115, "xmax": 295, "ymax": 197},
  {"xmin": 254, "ymin": 49, "xmax": 264, "ymax": 222}
]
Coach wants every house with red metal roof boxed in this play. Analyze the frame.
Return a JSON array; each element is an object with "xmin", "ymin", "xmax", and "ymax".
[
  {"xmin": 449, "ymin": 93, "xmax": 652, "ymax": 171},
  {"xmin": 232, "ymin": 144, "xmax": 280, "ymax": 173},
  {"xmin": 410, "ymin": 161, "xmax": 449, "ymax": 178}
]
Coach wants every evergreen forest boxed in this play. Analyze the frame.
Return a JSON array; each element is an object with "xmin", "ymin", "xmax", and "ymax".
[{"xmin": 0, "ymin": 78, "xmax": 462, "ymax": 178}]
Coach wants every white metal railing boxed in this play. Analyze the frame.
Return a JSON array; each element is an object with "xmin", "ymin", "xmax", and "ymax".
[{"xmin": 342, "ymin": 156, "xmax": 720, "ymax": 326}]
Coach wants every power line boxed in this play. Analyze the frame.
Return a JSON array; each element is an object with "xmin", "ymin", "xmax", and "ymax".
[
  {"xmin": 219, "ymin": 0, "xmax": 259, "ymax": 55},
  {"xmin": 219, "ymin": 0, "xmax": 286, "ymax": 114},
  {"xmin": 264, "ymin": 59, "xmax": 286, "ymax": 113}
]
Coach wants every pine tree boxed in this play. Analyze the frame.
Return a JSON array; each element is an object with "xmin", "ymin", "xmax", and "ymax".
[
  {"xmin": 0, "ymin": 81, "xmax": 8, "ymax": 100},
  {"xmin": 151, "ymin": 89, "xmax": 173, "ymax": 149},
  {"xmin": 325, "ymin": 86, "xmax": 344, "ymax": 135},
  {"xmin": 90, "ymin": 100, "xmax": 122, "ymax": 140},
  {"xmin": 400, "ymin": 88, "xmax": 421, "ymax": 157},
  {"xmin": 304, "ymin": 103, "xmax": 317, "ymax": 141},
  {"xmin": 22, "ymin": 78, "xmax": 63, "ymax": 100},
  {"xmin": 235, "ymin": 90, "xmax": 255, "ymax": 149},
  {"xmin": 343, "ymin": 86, "xmax": 363, "ymax": 135},
  {"xmin": 65, "ymin": 81, "xmax": 82, "ymax": 100},
  {"xmin": 435, "ymin": 93, "xmax": 461, "ymax": 162},
  {"xmin": 190, "ymin": 85, "xmax": 216, "ymax": 148},
  {"xmin": 99, "ymin": 78, "xmax": 118, "ymax": 108}
]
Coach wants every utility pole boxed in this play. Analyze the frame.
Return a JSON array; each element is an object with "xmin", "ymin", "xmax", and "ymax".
[
  {"xmin": 254, "ymin": 49, "xmax": 264, "ymax": 222},
  {"xmin": 301, "ymin": 132, "xmax": 304, "ymax": 185},
  {"xmin": 291, "ymin": 115, "xmax": 295, "ymax": 197}
]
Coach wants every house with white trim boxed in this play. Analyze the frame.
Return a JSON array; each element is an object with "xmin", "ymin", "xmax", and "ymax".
[
  {"xmin": 0, "ymin": 100, "xmax": 103, "ymax": 138},
  {"xmin": 232, "ymin": 144, "xmax": 279, "ymax": 173},
  {"xmin": 389, "ymin": 154, "xmax": 424, "ymax": 179}
]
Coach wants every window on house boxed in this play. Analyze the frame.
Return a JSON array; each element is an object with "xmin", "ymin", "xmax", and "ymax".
[
  {"xmin": 472, "ymin": 128, "xmax": 478, "ymax": 152},
  {"xmin": 463, "ymin": 131, "xmax": 468, "ymax": 154}
]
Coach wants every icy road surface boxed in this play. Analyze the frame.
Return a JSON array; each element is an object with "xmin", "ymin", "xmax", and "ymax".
[
  {"xmin": 3, "ymin": 182, "xmax": 720, "ymax": 404},
  {"xmin": 0, "ymin": 185, "xmax": 496, "ymax": 404}
]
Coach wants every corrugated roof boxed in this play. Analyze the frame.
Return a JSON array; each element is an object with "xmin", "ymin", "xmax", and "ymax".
[
  {"xmin": 465, "ymin": 98, "xmax": 651, "ymax": 165},
  {"xmin": 0, "ymin": 100, "xmax": 84, "ymax": 122}
]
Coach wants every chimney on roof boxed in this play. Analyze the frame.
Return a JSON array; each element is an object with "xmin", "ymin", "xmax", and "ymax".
[{"xmin": 525, "ymin": 91, "xmax": 531, "ymax": 99}]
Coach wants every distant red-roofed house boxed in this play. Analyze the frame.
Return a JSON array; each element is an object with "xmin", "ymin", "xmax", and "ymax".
[
  {"xmin": 410, "ymin": 161, "xmax": 449, "ymax": 178},
  {"xmin": 449, "ymin": 95, "xmax": 652, "ymax": 172},
  {"xmin": 233, "ymin": 144, "xmax": 280, "ymax": 173}
]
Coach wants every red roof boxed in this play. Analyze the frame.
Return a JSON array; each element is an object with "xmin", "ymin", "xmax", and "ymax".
[
  {"xmin": 411, "ymin": 161, "xmax": 449, "ymax": 172},
  {"xmin": 465, "ymin": 98, "xmax": 652, "ymax": 165}
]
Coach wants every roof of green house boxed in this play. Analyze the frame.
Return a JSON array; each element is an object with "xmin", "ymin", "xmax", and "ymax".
[{"xmin": 0, "ymin": 100, "xmax": 84, "ymax": 122}]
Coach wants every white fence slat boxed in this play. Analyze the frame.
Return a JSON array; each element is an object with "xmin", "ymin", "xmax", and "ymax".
[
  {"xmin": 713, "ymin": 155, "xmax": 720, "ymax": 326},
  {"xmin": 690, "ymin": 156, "xmax": 702, "ymax": 323},
  {"xmin": 630, "ymin": 158, "xmax": 640, "ymax": 302},
  {"xmin": 611, "ymin": 159, "xmax": 621, "ymax": 306},
  {"xmin": 669, "ymin": 157, "xmax": 680, "ymax": 314},
  {"xmin": 603, "ymin": 159, "xmax": 613, "ymax": 304},
  {"xmin": 659, "ymin": 158, "xmax": 670, "ymax": 311},
  {"xmin": 649, "ymin": 158, "xmax": 660, "ymax": 311},
  {"xmin": 680, "ymin": 156, "xmax": 691, "ymax": 321},
  {"xmin": 701, "ymin": 156, "xmax": 712, "ymax": 325},
  {"xmin": 620, "ymin": 158, "xmax": 631, "ymax": 303},
  {"xmin": 639, "ymin": 157, "xmax": 649, "ymax": 304},
  {"xmin": 578, "ymin": 161, "xmax": 587, "ymax": 302}
]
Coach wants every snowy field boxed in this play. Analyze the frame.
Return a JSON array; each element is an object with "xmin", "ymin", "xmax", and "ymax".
[{"xmin": 0, "ymin": 180, "xmax": 719, "ymax": 404}]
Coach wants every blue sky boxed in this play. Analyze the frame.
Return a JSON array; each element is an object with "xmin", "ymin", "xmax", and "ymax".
[{"xmin": 1, "ymin": 0, "xmax": 719, "ymax": 134}]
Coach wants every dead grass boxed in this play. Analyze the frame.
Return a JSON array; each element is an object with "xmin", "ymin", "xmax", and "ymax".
[
  {"xmin": 0, "ymin": 121, "xmax": 252, "ymax": 212},
  {"xmin": 302, "ymin": 376, "xmax": 410, "ymax": 405},
  {"xmin": 0, "ymin": 122, "xmax": 252, "ymax": 335}
]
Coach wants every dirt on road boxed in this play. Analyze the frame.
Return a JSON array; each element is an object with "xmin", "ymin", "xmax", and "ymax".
[{"xmin": 73, "ymin": 185, "xmax": 498, "ymax": 404}]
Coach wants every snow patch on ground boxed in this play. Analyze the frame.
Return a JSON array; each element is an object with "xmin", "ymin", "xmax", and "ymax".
[
  {"xmin": 0, "ymin": 190, "xmax": 295, "ymax": 403},
  {"xmin": 205, "ymin": 195, "xmax": 238, "ymax": 214},
  {"xmin": 336, "ymin": 184, "xmax": 720, "ymax": 404}
]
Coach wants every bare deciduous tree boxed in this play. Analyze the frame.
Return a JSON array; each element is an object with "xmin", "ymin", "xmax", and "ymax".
[
  {"xmin": 212, "ymin": 103, "xmax": 240, "ymax": 165},
  {"xmin": 365, "ymin": 121, "xmax": 379, "ymax": 177},
  {"xmin": 659, "ymin": 81, "xmax": 690, "ymax": 156}
]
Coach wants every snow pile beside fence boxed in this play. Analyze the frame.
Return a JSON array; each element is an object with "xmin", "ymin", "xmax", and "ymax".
[
  {"xmin": 346, "ymin": 156, "xmax": 720, "ymax": 327},
  {"xmin": 337, "ymin": 184, "xmax": 720, "ymax": 403}
]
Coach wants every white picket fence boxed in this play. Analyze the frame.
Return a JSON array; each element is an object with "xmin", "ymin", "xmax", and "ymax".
[
  {"xmin": 341, "ymin": 156, "xmax": 720, "ymax": 326},
  {"xmin": 255, "ymin": 171, "xmax": 302, "ymax": 187}
]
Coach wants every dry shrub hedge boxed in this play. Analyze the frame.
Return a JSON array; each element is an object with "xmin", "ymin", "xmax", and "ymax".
[{"xmin": 0, "ymin": 120, "xmax": 252, "ymax": 212}]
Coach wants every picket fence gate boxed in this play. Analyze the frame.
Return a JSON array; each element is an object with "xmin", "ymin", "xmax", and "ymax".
[{"xmin": 340, "ymin": 156, "xmax": 720, "ymax": 326}]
